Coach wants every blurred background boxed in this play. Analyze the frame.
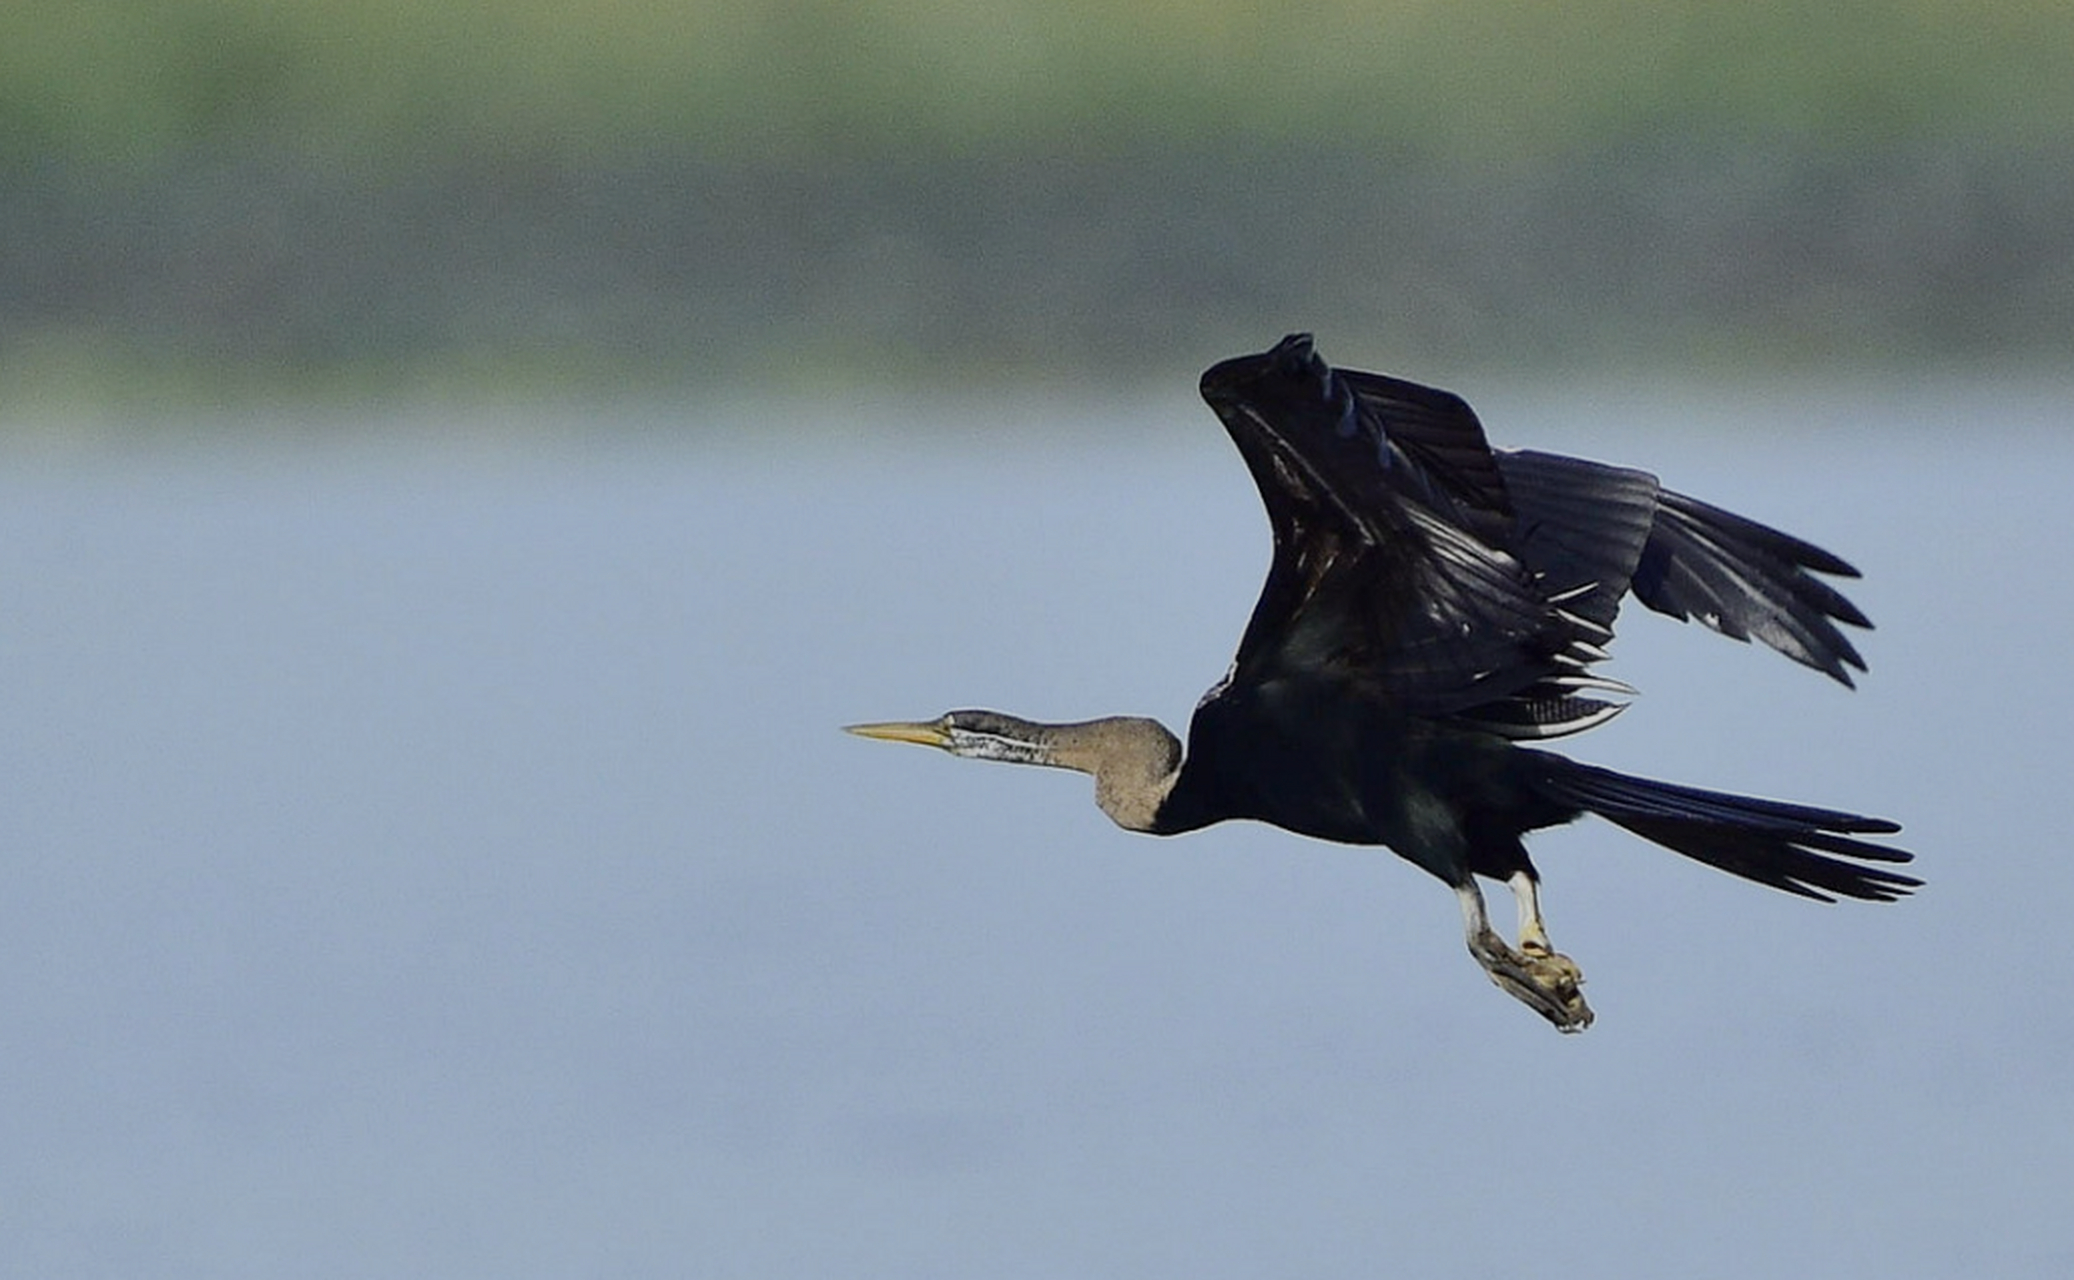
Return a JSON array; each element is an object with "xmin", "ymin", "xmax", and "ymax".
[
  {"xmin": 3, "ymin": 4, "xmax": 2072, "ymax": 1278},
  {"xmin": 2, "ymin": 0, "xmax": 2071, "ymax": 412}
]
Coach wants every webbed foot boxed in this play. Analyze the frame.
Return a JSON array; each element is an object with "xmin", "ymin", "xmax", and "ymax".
[{"xmin": 1471, "ymin": 929, "xmax": 1594, "ymax": 1033}]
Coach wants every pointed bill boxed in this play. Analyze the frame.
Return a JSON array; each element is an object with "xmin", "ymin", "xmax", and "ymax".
[{"xmin": 844, "ymin": 719, "xmax": 952, "ymax": 748}]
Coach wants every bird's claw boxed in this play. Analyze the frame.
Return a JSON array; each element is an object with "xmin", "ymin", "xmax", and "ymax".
[{"xmin": 1471, "ymin": 930, "xmax": 1594, "ymax": 1033}]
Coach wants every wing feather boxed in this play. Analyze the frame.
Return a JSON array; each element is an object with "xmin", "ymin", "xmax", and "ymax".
[
  {"xmin": 1200, "ymin": 337, "xmax": 1591, "ymax": 720},
  {"xmin": 1197, "ymin": 335, "xmax": 1878, "ymax": 741}
]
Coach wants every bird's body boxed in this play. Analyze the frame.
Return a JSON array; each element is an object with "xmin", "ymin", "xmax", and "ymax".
[{"xmin": 852, "ymin": 335, "xmax": 1914, "ymax": 1030}]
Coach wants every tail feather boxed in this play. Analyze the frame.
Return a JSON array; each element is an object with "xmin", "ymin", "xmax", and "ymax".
[{"xmin": 1527, "ymin": 753, "xmax": 1918, "ymax": 903}]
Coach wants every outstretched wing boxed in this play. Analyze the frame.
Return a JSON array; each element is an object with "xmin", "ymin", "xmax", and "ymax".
[
  {"xmin": 1490, "ymin": 452, "xmax": 1871, "ymax": 685},
  {"xmin": 1197, "ymin": 335, "xmax": 1610, "ymax": 725},
  {"xmin": 1338, "ymin": 366, "xmax": 1874, "ymax": 687},
  {"xmin": 1197, "ymin": 334, "xmax": 1879, "ymax": 742}
]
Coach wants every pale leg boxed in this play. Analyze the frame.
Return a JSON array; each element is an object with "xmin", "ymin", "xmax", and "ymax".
[{"xmin": 1509, "ymin": 869, "xmax": 1551, "ymax": 955}]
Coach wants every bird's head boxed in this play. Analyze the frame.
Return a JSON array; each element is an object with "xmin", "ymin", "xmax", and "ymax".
[{"xmin": 845, "ymin": 710, "xmax": 1055, "ymax": 765}]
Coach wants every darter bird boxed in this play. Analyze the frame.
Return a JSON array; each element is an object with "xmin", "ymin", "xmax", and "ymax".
[{"xmin": 850, "ymin": 334, "xmax": 1914, "ymax": 1031}]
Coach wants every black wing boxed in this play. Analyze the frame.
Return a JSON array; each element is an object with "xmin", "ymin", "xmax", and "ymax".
[
  {"xmin": 1339, "ymin": 361, "xmax": 1874, "ymax": 686},
  {"xmin": 1197, "ymin": 335, "xmax": 1614, "ymax": 727},
  {"xmin": 1625, "ymin": 485, "xmax": 1870, "ymax": 684}
]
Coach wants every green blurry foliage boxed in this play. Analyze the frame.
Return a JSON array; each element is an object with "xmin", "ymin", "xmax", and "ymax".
[
  {"xmin": 2, "ymin": 2, "xmax": 2069, "ymax": 404},
  {"xmin": 4, "ymin": 0, "xmax": 2070, "ymax": 167}
]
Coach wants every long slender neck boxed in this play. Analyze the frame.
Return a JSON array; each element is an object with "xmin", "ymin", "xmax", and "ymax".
[{"xmin": 963, "ymin": 713, "xmax": 1184, "ymax": 833}]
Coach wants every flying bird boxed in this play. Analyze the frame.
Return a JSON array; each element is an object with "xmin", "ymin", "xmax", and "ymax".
[{"xmin": 850, "ymin": 334, "xmax": 1914, "ymax": 1030}]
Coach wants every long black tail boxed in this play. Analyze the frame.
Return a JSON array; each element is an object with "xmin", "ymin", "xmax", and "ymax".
[{"xmin": 1525, "ymin": 752, "xmax": 1918, "ymax": 902}]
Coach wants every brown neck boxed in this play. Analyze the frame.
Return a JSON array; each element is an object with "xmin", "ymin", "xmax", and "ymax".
[{"xmin": 1035, "ymin": 715, "xmax": 1184, "ymax": 833}]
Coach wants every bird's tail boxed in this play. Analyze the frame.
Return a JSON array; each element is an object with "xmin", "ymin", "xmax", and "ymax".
[{"xmin": 1523, "ymin": 752, "xmax": 1918, "ymax": 902}]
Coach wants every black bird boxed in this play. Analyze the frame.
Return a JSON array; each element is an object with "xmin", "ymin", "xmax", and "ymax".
[{"xmin": 851, "ymin": 334, "xmax": 1915, "ymax": 1030}]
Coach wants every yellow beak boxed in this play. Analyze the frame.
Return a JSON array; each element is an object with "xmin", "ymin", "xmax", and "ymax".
[{"xmin": 844, "ymin": 719, "xmax": 953, "ymax": 748}]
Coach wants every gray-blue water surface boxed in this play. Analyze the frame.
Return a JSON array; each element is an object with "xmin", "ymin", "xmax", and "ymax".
[{"xmin": 3, "ymin": 376, "xmax": 2069, "ymax": 1278}]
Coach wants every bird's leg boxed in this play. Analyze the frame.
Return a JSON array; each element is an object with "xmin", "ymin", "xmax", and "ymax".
[
  {"xmin": 1509, "ymin": 869, "xmax": 1553, "ymax": 955},
  {"xmin": 1455, "ymin": 880, "xmax": 1594, "ymax": 1033},
  {"xmin": 1506, "ymin": 870, "xmax": 1591, "ymax": 1029}
]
